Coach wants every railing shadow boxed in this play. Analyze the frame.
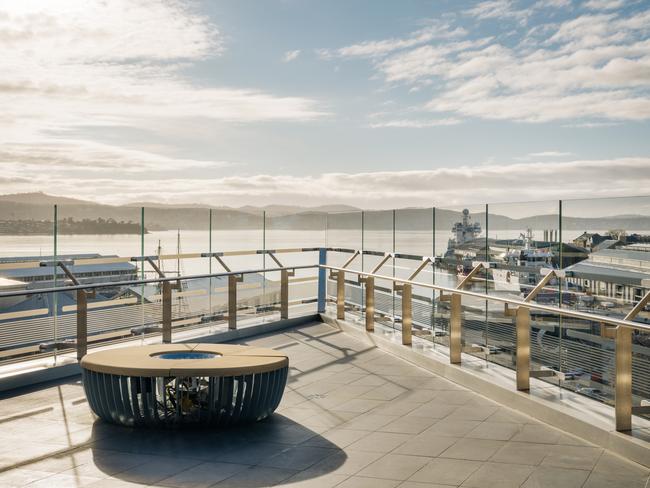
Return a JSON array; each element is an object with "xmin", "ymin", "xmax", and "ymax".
[{"xmin": 89, "ymin": 414, "xmax": 346, "ymax": 486}]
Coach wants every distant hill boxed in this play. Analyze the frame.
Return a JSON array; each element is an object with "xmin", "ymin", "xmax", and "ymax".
[
  {"xmin": 1, "ymin": 192, "xmax": 649, "ymax": 232},
  {"xmin": 0, "ymin": 192, "xmax": 91, "ymax": 206},
  {"xmin": 234, "ymin": 204, "xmax": 359, "ymax": 217}
]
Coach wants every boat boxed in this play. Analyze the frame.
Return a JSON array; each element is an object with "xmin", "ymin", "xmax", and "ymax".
[
  {"xmin": 443, "ymin": 209, "xmax": 483, "ymax": 273},
  {"xmin": 493, "ymin": 229, "xmax": 555, "ymax": 291}
]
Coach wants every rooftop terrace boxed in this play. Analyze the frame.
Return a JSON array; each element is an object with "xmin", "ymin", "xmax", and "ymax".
[
  {"xmin": 1, "ymin": 196, "xmax": 650, "ymax": 487},
  {"xmin": 2, "ymin": 321, "xmax": 649, "ymax": 488}
]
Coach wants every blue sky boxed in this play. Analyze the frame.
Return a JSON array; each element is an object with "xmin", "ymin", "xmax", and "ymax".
[{"xmin": 0, "ymin": 0, "xmax": 649, "ymax": 207}]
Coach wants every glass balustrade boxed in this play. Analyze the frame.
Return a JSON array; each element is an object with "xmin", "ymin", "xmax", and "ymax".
[{"xmin": 0, "ymin": 195, "xmax": 649, "ymax": 425}]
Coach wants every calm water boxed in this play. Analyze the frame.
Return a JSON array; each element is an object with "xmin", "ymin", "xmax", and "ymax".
[{"xmin": 0, "ymin": 228, "xmax": 603, "ymax": 288}]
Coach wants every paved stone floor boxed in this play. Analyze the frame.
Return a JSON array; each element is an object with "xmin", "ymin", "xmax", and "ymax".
[{"xmin": 0, "ymin": 322, "xmax": 648, "ymax": 487}]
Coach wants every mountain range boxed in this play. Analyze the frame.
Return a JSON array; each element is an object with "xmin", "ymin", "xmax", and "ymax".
[{"xmin": 1, "ymin": 192, "xmax": 649, "ymax": 232}]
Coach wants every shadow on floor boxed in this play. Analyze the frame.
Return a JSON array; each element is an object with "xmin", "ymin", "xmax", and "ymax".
[{"xmin": 90, "ymin": 414, "xmax": 345, "ymax": 486}]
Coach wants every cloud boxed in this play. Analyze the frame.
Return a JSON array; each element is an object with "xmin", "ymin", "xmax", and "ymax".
[
  {"xmin": 583, "ymin": 0, "xmax": 625, "ymax": 10},
  {"xmin": 464, "ymin": 1, "xmax": 528, "ymax": 22},
  {"xmin": 0, "ymin": 1, "xmax": 325, "ymax": 146},
  {"xmin": 536, "ymin": 0, "xmax": 572, "ymax": 7},
  {"xmin": 0, "ymin": 140, "xmax": 230, "ymax": 174},
  {"xmin": 2, "ymin": 157, "xmax": 648, "ymax": 208},
  {"xmin": 464, "ymin": 0, "xmax": 571, "ymax": 23},
  {"xmin": 368, "ymin": 118, "xmax": 461, "ymax": 128},
  {"xmin": 515, "ymin": 150, "xmax": 573, "ymax": 160},
  {"xmin": 283, "ymin": 50, "xmax": 301, "ymax": 62},
  {"xmin": 528, "ymin": 151, "xmax": 573, "ymax": 157},
  {"xmin": 329, "ymin": 5, "xmax": 650, "ymax": 123},
  {"xmin": 319, "ymin": 22, "xmax": 466, "ymax": 59}
]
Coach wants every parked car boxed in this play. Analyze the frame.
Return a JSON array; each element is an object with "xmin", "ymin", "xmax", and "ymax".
[
  {"xmin": 562, "ymin": 369, "xmax": 585, "ymax": 381},
  {"xmin": 576, "ymin": 386, "xmax": 609, "ymax": 403}
]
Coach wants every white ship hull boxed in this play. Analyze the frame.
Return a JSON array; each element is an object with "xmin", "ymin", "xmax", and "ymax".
[{"xmin": 491, "ymin": 269, "xmax": 521, "ymax": 292}]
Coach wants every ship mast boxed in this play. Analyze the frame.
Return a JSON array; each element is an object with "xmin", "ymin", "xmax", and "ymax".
[{"xmin": 176, "ymin": 229, "xmax": 181, "ymax": 277}]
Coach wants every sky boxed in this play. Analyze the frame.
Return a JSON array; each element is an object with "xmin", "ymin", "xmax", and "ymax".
[{"xmin": 1, "ymin": 0, "xmax": 649, "ymax": 209}]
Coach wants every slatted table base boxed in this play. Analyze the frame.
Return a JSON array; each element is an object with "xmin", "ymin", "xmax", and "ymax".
[{"xmin": 83, "ymin": 367, "xmax": 288, "ymax": 427}]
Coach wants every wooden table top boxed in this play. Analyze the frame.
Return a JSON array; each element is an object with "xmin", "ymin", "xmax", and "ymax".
[{"xmin": 80, "ymin": 343, "xmax": 288, "ymax": 377}]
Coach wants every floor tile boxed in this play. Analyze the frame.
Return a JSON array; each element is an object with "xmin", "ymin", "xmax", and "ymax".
[
  {"xmin": 489, "ymin": 441, "xmax": 550, "ymax": 465},
  {"xmin": 540, "ymin": 445, "xmax": 603, "ymax": 471},
  {"xmin": 259, "ymin": 446, "xmax": 338, "ymax": 470},
  {"xmin": 407, "ymin": 403, "xmax": 456, "ymax": 419},
  {"xmin": 158, "ymin": 462, "xmax": 248, "ymax": 488},
  {"xmin": 379, "ymin": 416, "xmax": 438, "ymax": 435},
  {"xmin": 302, "ymin": 429, "xmax": 369, "ymax": 449},
  {"xmin": 521, "ymin": 466, "xmax": 590, "ymax": 488},
  {"xmin": 439, "ymin": 438, "xmax": 505, "ymax": 461},
  {"xmin": 509, "ymin": 424, "xmax": 562, "ymax": 444},
  {"xmin": 335, "ymin": 476, "xmax": 401, "ymax": 488},
  {"xmin": 408, "ymin": 458, "xmax": 482, "ymax": 485},
  {"xmin": 423, "ymin": 419, "xmax": 481, "ymax": 437},
  {"xmin": 582, "ymin": 471, "xmax": 650, "ymax": 488},
  {"xmin": 212, "ymin": 465, "xmax": 298, "ymax": 487},
  {"xmin": 358, "ymin": 454, "xmax": 430, "ymax": 481},
  {"xmin": 348, "ymin": 432, "xmax": 412, "ymax": 453},
  {"xmin": 590, "ymin": 452, "xmax": 650, "ymax": 480},
  {"xmin": 305, "ymin": 449, "xmax": 384, "ymax": 476},
  {"xmin": 461, "ymin": 461, "xmax": 534, "ymax": 488},
  {"xmin": 465, "ymin": 421, "xmax": 521, "ymax": 441},
  {"xmin": 281, "ymin": 472, "xmax": 349, "ymax": 487},
  {"xmin": 394, "ymin": 434, "xmax": 459, "ymax": 457}
]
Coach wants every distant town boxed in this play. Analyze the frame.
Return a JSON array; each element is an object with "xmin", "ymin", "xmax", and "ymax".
[{"xmin": 0, "ymin": 218, "xmax": 145, "ymax": 235}]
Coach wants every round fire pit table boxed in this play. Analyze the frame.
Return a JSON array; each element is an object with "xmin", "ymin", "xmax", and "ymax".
[{"xmin": 80, "ymin": 343, "xmax": 288, "ymax": 427}]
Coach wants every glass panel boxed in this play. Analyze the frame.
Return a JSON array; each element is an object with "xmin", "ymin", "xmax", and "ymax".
[
  {"xmin": 53, "ymin": 204, "xmax": 143, "ymax": 353},
  {"xmin": 363, "ymin": 210, "xmax": 395, "ymax": 329},
  {"xmin": 55, "ymin": 204, "xmax": 143, "ymax": 260},
  {"xmin": 0, "ymin": 201, "xmax": 55, "ymax": 259},
  {"xmin": 561, "ymin": 196, "xmax": 650, "ymax": 411},
  {"xmin": 395, "ymin": 208, "xmax": 435, "ymax": 344},
  {"xmin": 208, "ymin": 209, "xmax": 266, "ymax": 326},
  {"xmin": 0, "ymin": 201, "xmax": 56, "ymax": 359},
  {"xmin": 435, "ymin": 204, "xmax": 488, "ymax": 355},
  {"xmin": 265, "ymin": 211, "xmax": 325, "ymax": 317},
  {"xmin": 325, "ymin": 211, "xmax": 363, "ymax": 317},
  {"xmin": 140, "ymin": 207, "xmax": 212, "ymax": 331},
  {"xmin": 486, "ymin": 200, "xmax": 561, "ymax": 376},
  {"xmin": 265, "ymin": 210, "xmax": 326, "ymax": 250}
]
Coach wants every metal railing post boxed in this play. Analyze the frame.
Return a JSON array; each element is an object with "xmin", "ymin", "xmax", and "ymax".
[
  {"xmin": 76, "ymin": 289, "xmax": 87, "ymax": 361},
  {"xmin": 365, "ymin": 276, "xmax": 374, "ymax": 332},
  {"xmin": 228, "ymin": 274, "xmax": 237, "ymax": 330},
  {"xmin": 280, "ymin": 269, "xmax": 289, "ymax": 320},
  {"xmin": 337, "ymin": 270, "xmax": 345, "ymax": 320},
  {"xmin": 162, "ymin": 281, "xmax": 172, "ymax": 343},
  {"xmin": 318, "ymin": 248, "xmax": 327, "ymax": 313},
  {"xmin": 614, "ymin": 289, "xmax": 650, "ymax": 431},
  {"xmin": 516, "ymin": 306, "xmax": 531, "ymax": 391},
  {"xmin": 450, "ymin": 293, "xmax": 462, "ymax": 363},
  {"xmin": 402, "ymin": 283, "xmax": 412, "ymax": 345},
  {"xmin": 615, "ymin": 326, "xmax": 633, "ymax": 431}
]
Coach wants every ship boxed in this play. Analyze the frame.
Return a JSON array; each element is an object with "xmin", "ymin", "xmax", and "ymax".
[
  {"xmin": 442, "ymin": 209, "xmax": 483, "ymax": 273},
  {"xmin": 492, "ymin": 228, "xmax": 555, "ymax": 292}
]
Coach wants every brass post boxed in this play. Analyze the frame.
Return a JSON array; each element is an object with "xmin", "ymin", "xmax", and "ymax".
[
  {"xmin": 337, "ymin": 270, "xmax": 345, "ymax": 320},
  {"xmin": 76, "ymin": 289, "xmax": 87, "ymax": 361},
  {"xmin": 450, "ymin": 293, "xmax": 461, "ymax": 363},
  {"xmin": 228, "ymin": 274, "xmax": 237, "ymax": 330},
  {"xmin": 402, "ymin": 283, "xmax": 412, "ymax": 345},
  {"xmin": 162, "ymin": 281, "xmax": 172, "ymax": 343},
  {"xmin": 365, "ymin": 276, "xmax": 375, "ymax": 332},
  {"xmin": 516, "ymin": 306, "xmax": 531, "ymax": 391},
  {"xmin": 280, "ymin": 269, "xmax": 289, "ymax": 320},
  {"xmin": 614, "ymin": 289, "xmax": 649, "ymax": 431},
  {"xmin": 615, "ymin": 326, "xmax": 633, "ymax": 431}
]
